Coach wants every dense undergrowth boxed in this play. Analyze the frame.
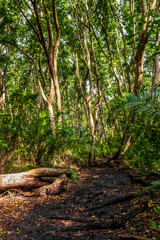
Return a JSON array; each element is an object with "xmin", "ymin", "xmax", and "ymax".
[{"xmin": 0, "ymin": 88, "xmax": 159, "ymax": 175}]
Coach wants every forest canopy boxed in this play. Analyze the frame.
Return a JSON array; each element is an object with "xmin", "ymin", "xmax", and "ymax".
[{"xmin": 0, "ymin": 0, "xmax": 159, "ymax": 173}]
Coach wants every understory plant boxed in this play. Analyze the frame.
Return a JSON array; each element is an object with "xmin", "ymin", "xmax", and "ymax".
[{"xmin": 119, "ymin": 89, "xmax": 160, "ymax": 172}]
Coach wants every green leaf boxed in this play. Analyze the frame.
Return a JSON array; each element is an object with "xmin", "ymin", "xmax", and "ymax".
[
  {"xmin": 155, "ymin": 209, "xmax": 160, "ymax": 215},
  {"xmin": 0, "ymin": 232, "xmax": 7, "ymax": 237},
  {"xmin": 151, "ymin": 180, "xmax": 160, "ymax": 185},
  {"xmin": 71, "ymin": 170, "xmax": 78, "ymax": 181},
  {"xmin": 154, "ymin": 187, "xmax": 160, "ymax": 192},
  {"xmin": 152, "ymin": 221, "xmax": 157, "ymax": 230},
  {"xmin": 146, "ymin": 186, "xmax": 154, "ymax": 189},
  {"xmin": 153, "ymin": 171, "xmax": 160, "ymax": 175}
]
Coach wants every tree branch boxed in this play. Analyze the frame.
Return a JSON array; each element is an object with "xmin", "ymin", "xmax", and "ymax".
[{"xmin": 13, "ymin": 0, "xmax": 40, "ymax": 41}]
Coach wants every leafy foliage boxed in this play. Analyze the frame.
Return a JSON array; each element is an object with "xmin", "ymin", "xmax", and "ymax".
[
  {"xmin": 118, "ymin": 89, "xmax": 160, "ymax": 172},
  {"xmin": 0, "ymin": 0, "xmax": 159, "ymax": 172}
]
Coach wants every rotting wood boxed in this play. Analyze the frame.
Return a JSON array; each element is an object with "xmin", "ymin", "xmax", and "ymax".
[
  {"xmin": 31, "ymin": 185, "xmax": 49, "ymax": 196},
  {"xmin": 46, "ymin": 174, "xmax": 67, "ymax": 195},
  {"xmin": 0, "ymin": 168, "xmax": 71, "ymax": 190},
  {"xmin": 32, "ymin": 174, "xmax": 67, "ymax": 196}
]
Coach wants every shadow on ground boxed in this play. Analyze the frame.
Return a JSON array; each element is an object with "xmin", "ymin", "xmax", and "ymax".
[{"xmin": 0, "ymin": 167, "xmax": 159, "ymax": 239}]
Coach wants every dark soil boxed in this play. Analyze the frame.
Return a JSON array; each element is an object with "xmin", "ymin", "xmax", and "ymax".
[{"xmin": 0, "ymin": 165, "xmax": 160, "ymax": 240}]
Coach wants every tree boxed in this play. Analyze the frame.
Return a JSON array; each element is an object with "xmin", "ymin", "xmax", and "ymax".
[
  {"xmin": 12, "ymin": 0, "xmax": 61, "ymax": 128},
  {"xmin": 0, "ymin": 0, "xmax": 159, "ymax": 170}
]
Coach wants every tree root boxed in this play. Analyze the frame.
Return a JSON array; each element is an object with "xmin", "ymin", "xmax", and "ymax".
[
  {"xmin": 118, "ymin": 235, "xmax": 148, "ymax": 240},
  {"xmin": 85, "ymin": 192, "xmax": 138, "ymax": 212},
  {"xmin": 0, "ymin": 188, "xmax": 40, "ymax": 199},
  {"xmin": 59, "ymin": 203, "xmax": 147, "ymax": 232}
]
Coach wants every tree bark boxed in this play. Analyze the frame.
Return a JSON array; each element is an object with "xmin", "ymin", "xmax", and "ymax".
[
  {"xmin": 102, "ymin": 5, "xmax": 123, "ymax": 97},
  {"xmin": 73, "ymin": 5, "xmax": 97, "ymax": 165},
  {"xmin": 0, "ymin": 168, "xmax": 71, "ymax": 190},
  {"xmin": 31, "ymin": 174, "xmax": 67, "ymax": 196},
  {"xmin": 108, "ymin": 0, "xmax": 132, "ymax": 93},
  {"xmin": 134, "ymin": 0, "xmax": 157, "ymax": 94},
  {"xmin": 46, "ymin": 174, "xmax": 67, "ymax": 195},
  {"xmin": 0, "ymin": 68, "xmax": 5, "ymax": 110},
  {"xmin": 152, "ymin": 32, "xmax": 160, "ymax": 90}
]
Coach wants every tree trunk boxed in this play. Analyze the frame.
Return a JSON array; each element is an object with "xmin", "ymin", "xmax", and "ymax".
[
  {"xmin": 0, "ymin": 149, "xmax": 14, "ymax": 174},
  {"xmin": 109, "ymin": 0, "xmax": 132, "ymax": 93},
  {"xmin": 152, "ymin": 32, "xmax": 160, "ymax": 90},
  {"xmin": 0, "ymin": 168, "xmax": 71, "ymax": 190},
  {"xmin": 0, "ymin": 69, "xmax": 5, "ymax": 110},
  {"xmin": 48, "ymin": 101, "xmax": 55, "ymax": 133},
  {"xmin": 134, "ymin": 0, "xmax": 157, "ymax": 94}
]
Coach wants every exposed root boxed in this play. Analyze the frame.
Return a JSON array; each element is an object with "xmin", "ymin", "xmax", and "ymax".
[
  {"xmin": 0, "ymin": 188, "xmax": 40, "ymax": 199},
  {"xmin": 118, "ymin": 235, "xmax": 148, "ymax": 240},
  {"xmin": 85, "ymin": 193, "xmax": 138, "ymax": 212},
  {"xmin": 60, "ymin": 203, "xmax": 147, "ymax": 232}
]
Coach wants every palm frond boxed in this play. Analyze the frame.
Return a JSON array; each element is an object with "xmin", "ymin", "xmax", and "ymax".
[{"xmin": 118, "ymin": 89, "xmax": 160, "ymax": 119}]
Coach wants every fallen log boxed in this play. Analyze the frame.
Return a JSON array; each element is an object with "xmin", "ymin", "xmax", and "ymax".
[
  {"xmin": 46, "ymin": 174, "xmax": 67, "ymax": 195},
  {"xmin": 32, "ymin": 174, "xmax": 67, "ymax": 196},
  {"xmin": 0, "ymin": 168, "xmax": 71, "ymax": 190}
]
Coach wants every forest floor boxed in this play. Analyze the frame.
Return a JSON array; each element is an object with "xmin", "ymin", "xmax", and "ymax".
[{"xmin": 0, "ymin": 164, "xmax": 160, "ymax": 240}]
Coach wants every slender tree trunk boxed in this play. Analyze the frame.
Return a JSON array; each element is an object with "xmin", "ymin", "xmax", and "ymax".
[
  {"xmin": 64, "ymin": 76, "xmax": 70, "ymax": 117},
  {"xmin": 77, "ymin": 97, "xmax": 81, "ymax": 137},
  {"xmin": 103, "ymin": 94, "xmax": 118, "ymax": 131},
  {"xmin": 109, "ymin": 0, "xmax": 132, "ymax": 93},
  {"xmin": 134, "ymin": 44, "xmax": 146, "ymax": 93},
  {"xmin": 0, "ymin": 69, "xmax": 5, "ymax": 110},
  {"xmin": 72, "ymin": 4, "xmax": 97, "ymax": 165},
  {"xmin": 134, "ymin": 0, "xmax": 157, "ymax": 94},
  {"xmin": 99, "ymin": 103, "xmax": 108, "ymax": 143},
  {"xmin": 113, "ymin": 0, "xmax": 158, "ymax": 160},
  {"xmin": 0, "ymin": 149, "xmax": 14, "ymax": 174},
  {"xmin": 102, "ymin": 6, "xmax": 123, "ymax": 97},
  {"xmin": 48, "ymin": 102, "xmax": 55, "ymax": 132},
  {"xmin": 14, "ymin": 0, "xmax": 62, "ymax": 129},
  {"xmin": 152, "ymin": 32, "xmax": 160, "ymax": 90},
  {"xmin": 115, "ymin": 31, "xmax": 128, "ymax": 93}
]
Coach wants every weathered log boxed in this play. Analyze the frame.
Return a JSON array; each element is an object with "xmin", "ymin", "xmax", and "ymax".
[
  {"xmin": 0, "ymin": 168, "xmax": 71, "ymax": 190},
  {"xmin": 31, "ymin": 174, "xmax": 67, "ymax": 196},
  {"xmin": 46, "ymin": 174, "xmax": 67, "ymax": 195},
  {"xmin": 31, "ymin": 185, "xmax": 50, "ymax": 196}
]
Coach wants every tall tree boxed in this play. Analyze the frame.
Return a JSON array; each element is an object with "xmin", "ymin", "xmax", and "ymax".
[{"xmin": 13, "ymin": 0, "xmax": 61, "ymax": 127}]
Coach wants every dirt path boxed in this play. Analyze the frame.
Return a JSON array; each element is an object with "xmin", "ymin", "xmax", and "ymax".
[{"xmin": 0, "ymin": 166, "xmax": 159, "ymax": 239}]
